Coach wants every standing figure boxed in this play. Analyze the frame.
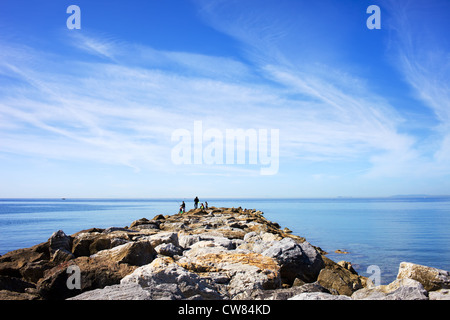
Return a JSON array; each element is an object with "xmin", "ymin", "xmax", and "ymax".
[
  {"xmin": 179, "ymin": 201, "xmax": 185, "ymax": 214},
  {"xmin": 194, "ymin": 196, "xmax": 199, "ymax": 209}
]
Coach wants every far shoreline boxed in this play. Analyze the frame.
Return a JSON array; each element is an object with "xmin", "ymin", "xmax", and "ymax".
[{"xmin": 2, "ymin": 195, "xmax": 450, "ymax": 200}]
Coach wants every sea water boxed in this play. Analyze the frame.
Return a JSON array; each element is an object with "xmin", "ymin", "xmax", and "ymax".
[{"xmin": 1, "ymin": 197, "xmax": 449, "ymax": 285}]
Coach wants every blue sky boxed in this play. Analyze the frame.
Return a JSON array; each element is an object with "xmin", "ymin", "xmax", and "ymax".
[{"xmin": 0, "ymin": 0, "xmax": 449, "ymax": 198}]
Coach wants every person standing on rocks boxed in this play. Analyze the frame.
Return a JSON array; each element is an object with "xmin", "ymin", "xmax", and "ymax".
[
  {"xmin": 179, "ymin": 201, "xmax": 185, "ymax": 214},
  {"xmin": 194, "ymin": 196, "xmax": 199, "ymax": 209}
]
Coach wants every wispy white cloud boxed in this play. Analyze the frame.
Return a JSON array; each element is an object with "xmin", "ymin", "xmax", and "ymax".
[
  {"xmin": 70, "ymin": 33, "xmax": 120, "ymax": 60},
  {"xmin": 0, "ymin": 37, "xmax": 283, "ymax": 176},
  {"xmin": 194, "ymin": 1, "xmax": 424, "ymax": 176},
  {"xmin": 386, "ymin": 0, "xmax": 450, "ymax": 169},
  {"xmin": 1, "ymin": 0, "xmax": 448, "ymax": 185},
  {"xmin": 0, "ymin": 31, "xmax": 414, "ymax": 179},
  {"xmin": 192, "ymin": 0, "xmax": 450, "ymax": 182}
]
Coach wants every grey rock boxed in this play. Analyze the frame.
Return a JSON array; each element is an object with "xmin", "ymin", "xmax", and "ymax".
[
  {"xmin": 243, "ymin": 232, "xmax": 258, "ymax": 242},
  {"xmin": 228, "ymin": 266, "xmax": 279, "ymax": 298},
  {"xmin": 48, "ymin": 230, "xmax": 71, "ymax": 253},
  {"xmin": 155, "ymin": 243, "xmax": 183, "ymax": 257},
  {"xmin": 351, "ymin": 278, "xmax": 428, "ymax": 300},
  {"xmin": 236, "ymin": 281, "xmax": 329, "ymax": 300},
  {"xmin": 397, "ymin": 262, "xmax": 450, "ymax": 291},
  {"xmin": 134, "ymin": 224, "xmax": 159, "ymax": 230},
  {"xmin": 262, "ymin": 238, "xmax": 324, "ymax": 284},
  {"xmin": 120, "ymin": 257, "xmax": 224, "ymax": 300},
  {"xmin": 178, "ymin": 234, "xmax": 201, "ymax": 249},
  {"xmin": 182, "ymin": 241, "xmax": 230, "ymax": 258},
  {"xmin": 102, "ymin": 227, "xmax": 134, "ymax": 234},
  {"xmin": 429, "ymin": 289, "xmax": 450, "ymax": 300},
  {"xmin": 178, "ymin": 247, "xmax": 281, "ymax": 299},
  {"xmin": 68, "ymin": 282, "xmax": 151, "ymax": 300},
  {"xmin": 147, "ymin": 232, "xmax": 179, "ymax": 248},
  {"xmin": 179, "ymin": 234, "xmax": 233, "ymax": 250},
  {"xmin": 289, "ymin": 292, "xmax": 352, "ymax": 300}
]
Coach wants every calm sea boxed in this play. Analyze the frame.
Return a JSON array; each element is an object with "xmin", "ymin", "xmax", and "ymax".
[{"xmin": 1, "ymin": 197, "xmax": 449, "ymax": 285}]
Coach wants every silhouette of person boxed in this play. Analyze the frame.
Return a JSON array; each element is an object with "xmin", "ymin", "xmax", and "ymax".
[{"xmin": 194, "ymin": 196, "xmax": 199, "ymax": 209}]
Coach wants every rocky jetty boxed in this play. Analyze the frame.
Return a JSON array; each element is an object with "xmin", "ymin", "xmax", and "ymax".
[{"xmin": 0, "ymin": 207, "xmax": 449, "ymax": 300}]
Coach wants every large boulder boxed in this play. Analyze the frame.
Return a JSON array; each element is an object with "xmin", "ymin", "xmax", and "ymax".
[
  {"xmin": 71, "ymin": 232, "xmax": 102, "ymax": 257},
  {"xmin": 71, "ymin": 230, "xmax": 132, "ymax": 257},
  {"xmin": 48, "ymin": 230, "xmax": 72, "ymax": 254},
  {"xmin": 130, "ymin": 218, "xmax": 160, "ymax": 230},
  {"xmin": 262, "ymin": 237, "xmax": 324, "ymax": 284},
  {"xmin": 68, "ymin": 282, "xmax": 151, "ymax": 300},
  {"xmin": 317, "ymin": 257, "xmax": 367, "ymax": 296},
  {"xmin": 237, "ymin": 232, "xmax": 280, "ymax": 254},
  {"xmin": 154, "ymin": 243, "xmax": 183, "ymax": 257},
  {"xmin": 147, "ymin": 232, "xmax": 179, "ymax": 246},
  {"xmin": 88, "ymin": 235, "xmax": 128, "ymax": 255},
  {"xmin": 36, "ymin": 256, "xmax": 136, "ymax": 300},
  {"xmin": 351, "ymin": 278, "xmax": 428, "ymax": 300},
  {"xmin": 178, "ymin": 234, "xmax": 233, "ymax": 250},
  {"xmin": 0, "ymin": 242, "xmax": 50, "ymax": 279},
  {"xmin": 92, "ymin": 241, "xmax": 156, "ymax": 266},
  {"xmin": 180, "ymin": 251, "xmax": 281, "ymax": 298},
  {"xmin": 20, "ymin": 260, "xmax": 57, "ymax": 283},
  {"xmin": 120, "ymin": 257, "xmax": 224, "ymax": 300},
  {"xmin": 396, "ymin": 262, "xmax": 450, "ymax": 292}
]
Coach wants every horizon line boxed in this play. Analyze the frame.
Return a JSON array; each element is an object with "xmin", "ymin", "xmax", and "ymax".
[{"xmin": 1, "ymin": 195, "xmax": 450, "ymax": 200}]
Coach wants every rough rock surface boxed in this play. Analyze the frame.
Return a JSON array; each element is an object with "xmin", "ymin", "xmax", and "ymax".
[
  {"xmin": 1, "ymin": 206, "xmax": 449, "ymax": 300},
  {"xmin": 351, "ymin": 278, "xmax": 428, "ymax": 300},
  {"xmin": 289, "ymin": 292, "xmax": 353, "ymax": 300},
  {"xmin": 317, "ymin": 256, "xmax": 367, "ymax": 296},
  {"xmin": 396, "ymin": 262, "xmax": 450, "ymax": 291},
  {"xmin": 429, "ymin": 289, "xmax": 450, "ymax": 300},
  {"xmin": 261, "ymin": 237, "xmax": 324, "ymax": 284},
  {"xmin": 36, "ymin": 256, "xmax": 136, "ymax": 300},
  {"xmin": 118, "ymin": 256, "xmax": 223, "ymax": 300},
  {"xmin": 91, "ymin": 241, "xmax": 156, "ymax": 266}
]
